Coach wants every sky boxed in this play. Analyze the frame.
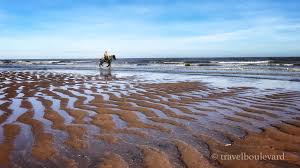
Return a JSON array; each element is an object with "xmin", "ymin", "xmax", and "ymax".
[{"xmin": 0, "ymin": 0, "xmax": 300, "ymax": 59}]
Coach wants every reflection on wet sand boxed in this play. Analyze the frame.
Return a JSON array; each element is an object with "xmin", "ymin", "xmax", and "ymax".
[
  {"xmin": 99, "ymin": 69, "xmax": 114, "ymax": 82},
  {"xmin": 0, "ymin": 71, "xmax": 300, "ymax": 168}
]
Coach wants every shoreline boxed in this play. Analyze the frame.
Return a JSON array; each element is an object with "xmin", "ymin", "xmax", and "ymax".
[{"xmin": 1, "ymin": 68, "xmax": 300, "ymax": 91}]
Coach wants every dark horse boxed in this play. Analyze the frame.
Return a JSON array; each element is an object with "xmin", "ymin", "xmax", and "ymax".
[{"xmin": 99, "ymin": 55, "xmax": 116, "ymax": 67}]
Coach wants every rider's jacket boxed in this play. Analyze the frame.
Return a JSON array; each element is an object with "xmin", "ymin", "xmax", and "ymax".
[{"xmin": 104, "ymin": 52, "xmax": 109, "ymax": 61}]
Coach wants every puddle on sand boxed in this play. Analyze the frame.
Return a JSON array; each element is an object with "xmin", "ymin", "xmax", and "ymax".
[{"xmin": 2, "ymin": 99, "xmax": 27, "ymax": 125}]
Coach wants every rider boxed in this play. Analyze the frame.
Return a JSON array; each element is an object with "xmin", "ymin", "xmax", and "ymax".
[{"xmin": 104, "ymin": 50, "xmax": 109, "ymax": 62}]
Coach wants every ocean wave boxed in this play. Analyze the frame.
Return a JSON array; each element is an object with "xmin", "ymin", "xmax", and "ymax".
[
  {"xmin": 215, "ymin": 60, "xmax": 271, "ymax": 64},
  {"xmin": 162, "ymin": 61, "xmax": 185, "ymax": 64}
]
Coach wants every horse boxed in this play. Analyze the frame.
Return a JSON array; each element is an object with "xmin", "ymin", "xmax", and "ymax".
[{"xmin": 99, "ymin": 55, "xmax": 116, "ymax": 67}]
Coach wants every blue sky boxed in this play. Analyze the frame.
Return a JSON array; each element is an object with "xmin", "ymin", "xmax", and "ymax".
[{"xmin": 0, "ymin": 0, "xmax": 300, "ymax": 59}]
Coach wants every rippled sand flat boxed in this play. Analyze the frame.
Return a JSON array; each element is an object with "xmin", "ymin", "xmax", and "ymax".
[{"xmin": 0, "ymin": 71, "xmax": 300, "ymax": 168}]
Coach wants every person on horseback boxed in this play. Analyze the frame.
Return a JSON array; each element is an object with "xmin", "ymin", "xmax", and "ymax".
[
  {"xmin": 103, "ymin": 50, "xmax": 110, "ymax": 62},
  {"xmin": 99, "ymin": 50, "xmax": 117, "ymax": 68}
]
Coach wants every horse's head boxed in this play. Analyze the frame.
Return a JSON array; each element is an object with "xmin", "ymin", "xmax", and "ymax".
[{"xmin": 112, "ymin": 55, "xmax": 116, "ymax": 60}]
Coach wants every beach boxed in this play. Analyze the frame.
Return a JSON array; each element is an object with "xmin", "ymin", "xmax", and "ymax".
[
  {"xmin": 2, "ymin": 0, "xmax": 300, "ymax": 166},
  {"xmin": 0, "ymin": 67, "xmax": 300, "ymax": 167}
]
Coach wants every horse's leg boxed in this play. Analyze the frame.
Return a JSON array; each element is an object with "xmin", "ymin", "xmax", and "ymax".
[
  {"xmin": 99, "ymin": 59, "xmax": 103, "ymax": 67},
  {"xmin": 107, "ymin": 60, "xmax": 111, "ymax": 67}
]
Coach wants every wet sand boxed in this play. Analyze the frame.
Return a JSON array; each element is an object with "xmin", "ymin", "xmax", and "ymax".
[{"xmin": 0, "ymin": 71, "xmax": 300, "ymax": 168}]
